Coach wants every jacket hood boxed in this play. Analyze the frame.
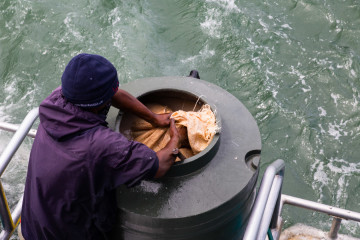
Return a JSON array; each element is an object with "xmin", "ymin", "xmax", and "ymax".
[{"xmin": 39, "ymin": 87, "xmax": 107, "ymax": 140}]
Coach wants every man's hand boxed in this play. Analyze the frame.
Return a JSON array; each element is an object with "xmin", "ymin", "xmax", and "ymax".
[
  {"xmin": 170, "ymin": 119, "xmax": 180, "ymax": 139},
  {"xmin": 169, "ymin": 119, "xmax": 188, "ymax": 148},
  {"xmin": 154, "ymin": 119, "xmax": 187, "ymax": 178},
  {"xmin": 152, "ymin": 113, "xmax": 172, "ymax": 127}
]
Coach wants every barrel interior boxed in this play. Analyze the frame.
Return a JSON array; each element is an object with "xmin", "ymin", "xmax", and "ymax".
[{"xmin": 118, "ymin": 89, "xmax": 220, "ymax": 177}]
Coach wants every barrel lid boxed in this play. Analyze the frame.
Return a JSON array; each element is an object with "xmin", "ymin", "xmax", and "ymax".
[{"xmin": 107, "ymin": 76, "xmax": 261, "ymax": 220}]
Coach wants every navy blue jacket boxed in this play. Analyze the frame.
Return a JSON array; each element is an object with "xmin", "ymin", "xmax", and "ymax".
[{"xmin": 21, "ymin": 87, "xmax": 158, "ymax": 239}]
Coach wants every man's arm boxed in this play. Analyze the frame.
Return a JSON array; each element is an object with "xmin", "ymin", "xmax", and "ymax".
[
  {"xmin": 111, "ymin": 90, "xmax": 187, "ymax": 178},
  {"xmin": 111, "ymin": 89, "xmax": 170, "ymax": 127}
]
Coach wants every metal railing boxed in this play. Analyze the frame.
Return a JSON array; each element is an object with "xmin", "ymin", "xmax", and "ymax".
[
  {"xmin": 0, "ymin": 108, "xmax": 39, "ymax": 240},
  {"xmin": 279, "ymin": 194, "xmax": 360, "ymax": 239},
  {"xmin": 243, "ymin": 159, "xmax": 360, "ymax": 240},
  {"xmin": 0, "ymin": 122, "xmax": 37, "ymax": 139},
  {"xmin": 243, "ymin": 159, "xmax": 285, "ymax": 240}
]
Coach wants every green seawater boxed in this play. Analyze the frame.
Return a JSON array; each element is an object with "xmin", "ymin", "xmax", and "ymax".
[{"xmin": 1, "ymin": 0, "xmax": 360, "ymax": 237}]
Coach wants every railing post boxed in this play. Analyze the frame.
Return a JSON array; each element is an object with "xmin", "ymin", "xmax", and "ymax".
[
  {"xmin": 270, "ymin": 171, "xmax": 283, "ymax": 229},
  {"xmin": 0, "ymin": 181, "xmax": 14, "ymax": 232},
  {"xmin": 329, "ymin": 217, "xmax": 342, "ymax": 239},
  {"xmin": 0, "ymin": 107, "xmax": 39, "ymax": 176},
  {"xmin": 0, "ymin": 108, "xmax": 39, "ymax": 240},
  {"xmin": 243, "ymin": 159, "xmax": 285, "ymax": 240}
]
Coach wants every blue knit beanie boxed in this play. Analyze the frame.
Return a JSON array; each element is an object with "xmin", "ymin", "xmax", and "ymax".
[{"xmin": 61, "ymin": 53, "xmax": 119, "ymax": 108}]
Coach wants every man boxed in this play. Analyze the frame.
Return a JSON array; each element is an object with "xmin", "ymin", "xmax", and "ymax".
[{"xmin": 21, "ymin": 53, "xmax": 183, "ymax": 239}]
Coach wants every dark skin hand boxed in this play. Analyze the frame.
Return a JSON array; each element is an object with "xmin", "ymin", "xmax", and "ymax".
[{"xmin": 154, "ymin": 119, "xmax": 181, "ymax": 178}]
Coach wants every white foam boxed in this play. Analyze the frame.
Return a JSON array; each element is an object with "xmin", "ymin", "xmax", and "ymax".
[
  {"xmin": 327, "ymin": 119, "xmax": 348, "ymax": 140},
  {"xmin": 205, "ymin": 0, "xmax": 241, "ymax": 13},
  {"xmin": 318, "ymin": 107, "xmax": 327, "ymax": 117},
  {"xmin": 108, "ymin": 7, "xmax": 122, "ymax": 26},
  {"xmin": 331, "ymin": 93, "xmax": 340, "ymax": 106},
  {"xmin": 20, "ymin": 86, "xmax": 37, "ymax": 109},
  {"xmin": 344, "ymin": 58, "xmax": 353, "ymax": 70},
  {"xmin": 341, "ymin": 220, "xmax": 360, "ymax": 236},
  {"xmin": 1, "ymin": 77, "xmax": 20, "ymax": 122},
  {"xmin": 200, "ymin": 8, "xmax": 222, "ymax": 38},
  {"xmin": 336, "ymin": 175, "xmax": 347, "ymax": 203},
  {"xmin": 318, "ymin": 124, "xmax": 326, "ymax": 134},
  {"xmin": 328, "ymin": 123, "xmax": 342, "ymax": 140},
  {"xmin": 302, "ymin": 87, "xmax": 311, "ymax": 93},
  {"xmin": 264, "ymin": 64, "xmax": 279, "ymax": 88},
  {"xmin": 111, "ymin": 31, "xmax": 125, "ymax": 52},
  {"xmin": 313, "ymin": 157, "xmax": 360, "ymax": 205},
  {"xmin": 351, "ymin": 92, "xmax": 359, "ymax": 107},
  {"xmin": 350, "ymin": 69, "xmax": 357, "ymax": 77},
  {"xmin": 272, "ymin": 90, "xmax": 278, "ymax": 98},
  {"xmin": 289, "ymin": 66, "xmax": 310, "ymax": 93},
  {"xmin": 259, "ymin": 19, "xmax": 269, "ymax": 33},
  {"xmin": 313, "ymin": 160, "xmax": 329, "ymax": 185},
  {"xmin": 180, "ymin": 45, "xmax": 215, "ymax": 64},
  {"xmin": 311, "ymin": 159, "xmax": 326, "ymax": 200},
  {"xmin": 310, "ymin": 157, "xmax": 360, "ymax": 239},
  {"xmin": 4, "ymin": 78, "xmax": 18, "ymax": 98},
  {"xmin": 281, "ymin": 24, "xmax": 292, "ymax": 29},
  {"xmin": 62, "ymin": 13, "xmax": 85, "ymax": 42}
]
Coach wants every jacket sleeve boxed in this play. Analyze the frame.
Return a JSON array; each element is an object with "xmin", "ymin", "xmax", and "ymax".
[{"xmin": 93, "ymin": 127, "xmax": 159, "ymax": 188}]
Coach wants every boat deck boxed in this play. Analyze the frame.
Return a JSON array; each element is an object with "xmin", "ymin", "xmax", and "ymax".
[{"xmin": 280, "ymin": 224, "xmax": 360, "ymax": 240}]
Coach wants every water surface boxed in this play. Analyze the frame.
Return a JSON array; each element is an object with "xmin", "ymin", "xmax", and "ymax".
[{"xmin": 0, "ymin": 0, "xmax": 359, "ymax": 237}]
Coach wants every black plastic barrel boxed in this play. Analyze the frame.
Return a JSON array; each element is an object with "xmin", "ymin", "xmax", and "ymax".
[{"xmin": 106, "ymin": 76, "xmax": 261, "ymax": 240}]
